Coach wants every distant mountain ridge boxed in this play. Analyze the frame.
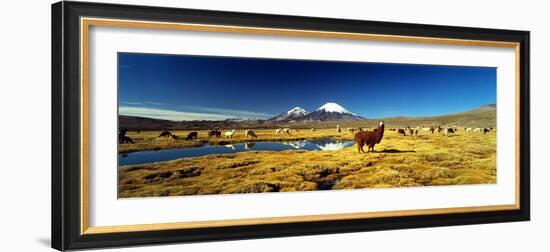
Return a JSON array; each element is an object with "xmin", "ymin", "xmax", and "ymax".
[{"xmin": 119, "ymin": 104, "xmax": 496, "ymax": 130}]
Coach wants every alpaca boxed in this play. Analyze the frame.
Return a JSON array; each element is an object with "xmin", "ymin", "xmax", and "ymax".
[
  {"xmin": 354, "ymin": 121, "xmax": 385, "ymax": 153},
  {"xmin": 170, "ymin": 134, "xmax": 179, "ymax": 142},
  {"xmin": 407, "ymin": 126, "xmax": 414, "ymax": 136},
  {"xmin": 121, "ymin": 136, "xmax": 134, "ymax": 144},
  {"xmin": 225, "ymin": 129, "xmax": 235, "ymax": 138},
  {"xmin": 185, "ymin": 131, "xmax": 198, "ymax": 140},
  {"xmin": 444, "ymin": 128, "xmax": 455, "ymax": 136},
  {"xmin": 245, "ymin": 129, "xmax": 258, "ymax": 138},
  {"xmin": 283, "ymin": 128, "xmax": 292, "ymax": 135},
  {"xmin": 397, "ymin": 129, "xmax": 407, "ymax": 136},
  {"xmin": 421, "ymin": 127, "xmax": 431, "ymax": 134},
  {"xmin": 208, "ymin": 130, "xmax": 221, "ymax": 138},
  {"xmin": 158, "ymin": 130, "xmax": 173, "ymax": 138},
  {"xmin": 336, "ymin": 125, "xmax": 341, "ymax": 133},
  {"xmin": 118, "ymin": 128, "xmax": 129, "ymax": 144},
  {"xmin": 311, "ymin": 128, "xmax": 316, "ymax": 132},
  {"xmin": 275, "ymin": 128, "xmax": 282, "ymax": 134}
]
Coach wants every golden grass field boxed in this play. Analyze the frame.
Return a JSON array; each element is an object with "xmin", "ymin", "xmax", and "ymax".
[{"xmin": 118, "ymin": 128, "xmax": 496, "ymax": 198}]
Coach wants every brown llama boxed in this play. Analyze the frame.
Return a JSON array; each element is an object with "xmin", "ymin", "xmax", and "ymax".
[
  {"xmin": 121, "ymin": 136, "xmax": 134, "ymax": 144},
  {"xmin": 185, "ymin": 131, "xmax": 198, "ymax": 140},
  {"xmin": 158, "ymin": 130, "xmax": 173, "ymax": 138},
  {"xmin": 354, "ymin": 121, "xmax": 385, "ymax": 153},
  {"xmin": 208, "ymin": 130, "xmax": 221, "ymax": 138},
  {"xmin": 397, "ymin": 128, "xmax": 407, "ymax": 136}
]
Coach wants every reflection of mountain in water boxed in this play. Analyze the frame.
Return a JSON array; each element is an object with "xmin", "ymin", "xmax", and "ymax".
[
  {"xmin": 309, "ymin": 138, "xmax": 355, "ymax": 151},
  {"xmin": 282, "ymin": 141, "xmax": 307, "ymax": 149},
  {"xmin": 120, "ymin": 138, "xmax": 355, "ymax": 166}
]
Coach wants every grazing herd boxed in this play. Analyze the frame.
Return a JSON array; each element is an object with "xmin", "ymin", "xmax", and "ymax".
[
  {"xmin": 388, "ymin": 125, "xmax": 494, "ymax": 137},
  {"xmin": 119, "ymin": 123, "xmax": 495, "ymax": 156}
]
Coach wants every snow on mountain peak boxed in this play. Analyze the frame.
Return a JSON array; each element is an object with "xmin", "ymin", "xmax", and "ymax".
[
  {"xmin": 287, "ymin": 107, "xmax": 307, "ymax": 115},
  {"xmin": 316, "ymin": 103, "xmax": 356, "ymax": 115}
]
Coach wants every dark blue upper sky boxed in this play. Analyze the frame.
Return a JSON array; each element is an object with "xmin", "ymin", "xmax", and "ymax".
[{"xmin": 118, "ymin": 52, "xmax": 496, "ymax": 121}]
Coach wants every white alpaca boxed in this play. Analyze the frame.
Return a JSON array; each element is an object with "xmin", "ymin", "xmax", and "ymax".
[
  {"xmin": 275, "ymin": 128, "xmax": 282, "ymax": 134},
  {"xmin": 466, "ymin": 128, "xmax": 473, "ymax": 132},
  {"xmin": 224, "ymin": 129, "xmax": 235, "ymax": 138}
]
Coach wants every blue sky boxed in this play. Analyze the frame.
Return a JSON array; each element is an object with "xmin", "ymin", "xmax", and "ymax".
[{"xmin": 118, "ymin": 53, "xmax": 496, "ymax": 121}]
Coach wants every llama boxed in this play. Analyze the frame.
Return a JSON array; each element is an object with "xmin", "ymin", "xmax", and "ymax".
[
  {"xmin": 354, "ymin": 121, "xmax": 385, "ymax": 153},
  {"xmin": 407, "ymin": 126, "xmax": 414, "ymax": 136},
  {"xmin": 466, "ymin": 128, "xmax": 473, "ymax": 132},
  {"xmin": 185, "ymin": 131, "xmax": 198, "ymax": 140},
  {"xmin": 444, "ymin": 128, "xmax": 455, "ymax": 136},
  {"xmin": 336, "ymin": 125, "xmax": 341, "ymax": 133},
  {"xmin": 397, "ymin": 128, "xmax": 407, "ymax": 136},
  {"xmin": 474, "ymin": 128, "xmax": 482, "ymax": 132},
  {"xmin": 311, "ymin": 128, "xmax": 316, "ymax": 132},
  {"xmin": 158, "ymin": 130, "xmax": 173, "ymax": 138},
  {"xmin": 170, "ymin": 134, "xmax": 179, "ymax": 142},
  {"xmin": 483, "ymin": 128, "xmax": 491, "ymax": 134},
  {"xmin": 225, "ymin": 129, "xmax": 235, "ymax": 138},
  {"xmin": 121, "ymin": 136, "xmax": 134, "ymax": 144},
  {"xmin": 118, "ymin": 128, "xmax": 129, "ymax": 144},
  {"xmin": 421, "ymin": 127, "xmax": 431, "ymax": 134},
  {"xmin": 245, "ymin": 129, "xmax": 258, "ymax": 138},
  {"xmin": 283, "ymin": 128, "xmax": 292, "ymax": 135},
  {"xmin": 275, "ymin": 128, "xmax": 282, "ymax": 134},
  {"xmin": 412, "ymin": 128, "xmax": 419, "ymax": 136},
  {"xmin": 208, "ymin": 130, "xmax": 221, "ymax": 138}
]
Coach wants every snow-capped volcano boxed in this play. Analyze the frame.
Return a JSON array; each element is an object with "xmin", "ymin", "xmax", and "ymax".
[
  {"xmin": 316, "ymin": 102, "xmax": 356, "ymax": 115},
  {"xmin": 304, "ymin": 102, "xmax": 363, "ymax": 121},
  {"xmin": 268, "ymin": 103, "xmax": 363, "ymax": 122},
  {"xmin": 268, "ymin": 106, "xmax": 307, "ymax": 121}
]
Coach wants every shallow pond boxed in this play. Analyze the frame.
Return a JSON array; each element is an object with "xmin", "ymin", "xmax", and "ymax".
[{"xmin": 119, "ymin": 138, "xmax": 354, "ymax": 166}]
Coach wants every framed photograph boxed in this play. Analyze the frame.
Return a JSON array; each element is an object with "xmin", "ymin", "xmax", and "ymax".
[{"xmin": 52, "ymin": 1, "xmax": 530, "ymax": 250}]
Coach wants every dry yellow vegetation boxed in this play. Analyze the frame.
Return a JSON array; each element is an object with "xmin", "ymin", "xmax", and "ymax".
[{"xmin": 118, "ymin": 128, "xmax": 496, "ymax": 198}]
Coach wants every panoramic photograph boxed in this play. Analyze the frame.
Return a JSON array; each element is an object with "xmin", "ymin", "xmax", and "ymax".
[{"xmin": 117, "ymin": 52, "xmax": 497, "ymax": 198}]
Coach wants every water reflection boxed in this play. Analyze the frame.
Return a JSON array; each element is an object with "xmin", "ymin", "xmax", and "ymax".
[{"xmin": 119, "ymin": 138, "xmax": 355, "ymax": 166}]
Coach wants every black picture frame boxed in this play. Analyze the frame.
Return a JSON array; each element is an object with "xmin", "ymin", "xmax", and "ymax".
[{"xmin": 52, "ymin": 1, "xmax": 530, "ymax": 251}]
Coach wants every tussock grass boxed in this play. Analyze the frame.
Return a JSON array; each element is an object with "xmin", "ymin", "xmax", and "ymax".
[{"xmin": 118, "ymin": 129, "xmax": 496, "ymax": 198}]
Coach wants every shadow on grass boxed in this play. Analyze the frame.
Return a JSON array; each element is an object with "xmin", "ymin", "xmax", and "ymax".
[{"xmin": 375, "ymin": 148, "xmax": 416, "ymax": 153}]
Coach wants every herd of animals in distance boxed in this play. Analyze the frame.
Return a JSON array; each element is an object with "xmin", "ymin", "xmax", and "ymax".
[{"xmin": 118, "ymin": 122, "xmax": 496, "ymax": 153}]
